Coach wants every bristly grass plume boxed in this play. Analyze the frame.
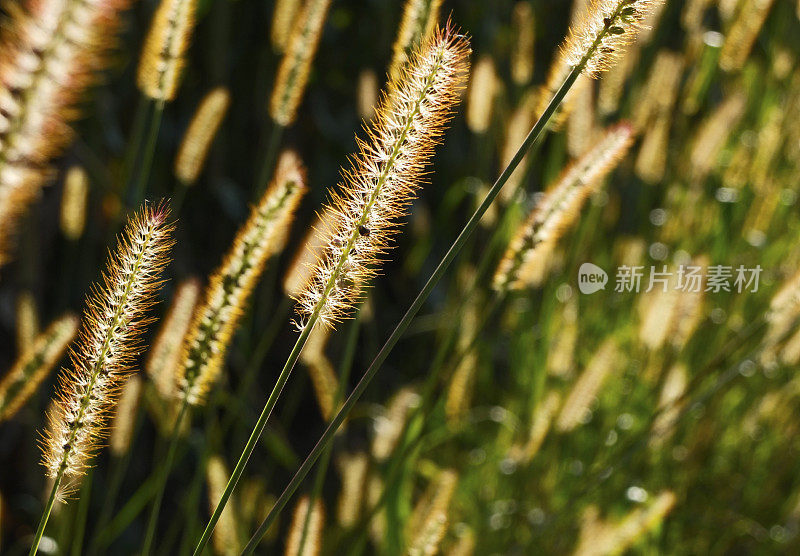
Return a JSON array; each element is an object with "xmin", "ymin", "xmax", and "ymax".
[
  {"xmin": 493, "ymin": 122, "xmax": 634, "ymax": 291},
  {"xmin": 0, "ymin": 0, "xmax": 130, "ymax": 267},
  {"xmin": 0, "ymin": 315, "xmax": 78, "ymax": 422},
  {"xmin": 177, "ymin": 152, "xmax": 306, "ymax": 406},
  {"xmin": 295, "ymin": 24, "xmax": 470, "ymax": 328},
  {"xmin": 41, "ymin": 204, "xmax": 174, "ymax": 496},
  {"xmin": 137, "ymin": 0, "xmax": 198, "ymax": 101}
]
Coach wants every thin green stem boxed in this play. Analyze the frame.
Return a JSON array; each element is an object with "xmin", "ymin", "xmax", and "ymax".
[
  {"xmin": 142, "ymin": 400, "xmax": 189, "ymax": 555},
  {"xmin": 28, "ymin": 471, "xmax": 63, "ymax": 556},
  {"xmin": 193, "ymin": 319, "xmax": 317, "ymax": 555},
  {"xmin": 256, "ymin": 123, "xmax": 285, "ymax": 197},
  {"xmin": 130, "ymin": 100, "xmax": 166, "ymax": 208},
  {"xmin": 242, "ymin": 65, "xmax": 583, "ymax": 553}
]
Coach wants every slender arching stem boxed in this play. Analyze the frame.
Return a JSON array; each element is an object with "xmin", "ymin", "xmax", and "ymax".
[
  {"xmin": 241, "ymin": 64, "xmax": 583, "ymax": 555},
  {"xmin": 28, "ymin": 471, "xmax": 63, "ymax": 556},
  {"xmin": 141, "ymin": 399, "xmax": 189, "ymax": 555}
]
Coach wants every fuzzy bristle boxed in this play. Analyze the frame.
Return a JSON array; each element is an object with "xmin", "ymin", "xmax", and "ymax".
[
  {"xmin": 177, "ymin": 152, "xmax": 306, "ymax": 406},
  {"xmin": 40, "ymin": 204, "xmax": 173, "ymax": 495},
  {"xmin": 109, "ymin": 374, "xmax": 142, "ymax": 457},
  {"xmin": 563, "ymin": 0, "xmax": 663, "ymax": 78},
  {"xmin": 137, "ymin": 0, "xmax": 198, "ymax": 101},
  {"xmin": 0, "ymin": 0, "xmax": 130, "ymax": 267},
  {"xmin": 0, "ymin": 314, "xmax": 78, "ymax": 422},
  {"xmin": 493, "ymin": 122, "xmax": 634, "ymax": 291},
  {"xmin": 175, "ymin": 87, "xmax": 230, "ymax": 185},
  {"xmin": 294, "ymin": 24, "xmax": 470, "ymax": 328}
]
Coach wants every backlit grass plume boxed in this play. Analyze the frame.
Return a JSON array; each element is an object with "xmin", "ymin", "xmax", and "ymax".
[
  {"xmin": 269, "ymin": 0, "xmax": 331, "ymax": 127},
  {"xmin": 0, "ymin": 0, "xmax": 130, "ymax": 267},
  {"xmin": 28, "ymin": 204, "xmax": 172, "ymax": 555},
  {"xmin": 493, "ymin": 122, "xmax": 633, "ymax": 291},
  {"xmin": 294, "ymin": 25, "xmax": 470, "ymax": 328},
  {"xmin": 177, "ymin": 152, "xmax": 306, "ymax": 406},
  {"xmin": 137, "ymin": 0, "xmax": 198, "ymax": 101},
  {"xmin": 0, "ymin": 314, "xmax": 78, "ymax": 422},
  {"xmin": 388, "ymin": 0, "xmax": 444, "ymax": 82},
  {"xmin": 564, "ymin": 0, "xmax": 663, "ymax": 78},
  {"xmin": 175, "ymin": 87, "xmax": 231, "ymax": 185},
  {"xmin": 40, "ymin": 204, "xmax": 173, "ymax": 493}
]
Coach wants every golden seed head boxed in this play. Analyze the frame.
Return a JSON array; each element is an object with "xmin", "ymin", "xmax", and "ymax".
[
  {"xmin": 206, "ymin": 455, "xmax": 241, "ymax": 555},
  {"xmin": 146, "ymin": 277, "xmax": 202, "ymax": 400},
  {"xmin": 357, "ymin": 69, "xmax": 380, "ymax": 120},
  {"xmin": 389, "ymin": 0, "xmax": 445, "ymax": 82},
  {"xmin": 336, "ymin": 452, "xmax": 369, "ymax": 527},
  {"xmin": 0, "ymin": 314, "xmax": 78, "ymax": 422},
  {"xmin": 109, "ymin": 374, "xmax": 143, "ymax": 457},
  {"xmin": 563, "ymin": 0, "xmax": 664, "ymax": 78},
  {"xmin": 0, "ymin": 0, "xmax": 129, "ymax": 268},
  {"xmin": 372, "ymin": 387, "xmax": 421, "ymax": 460},
  {"xmin": 556, "ymin": 338, "xmax": 619, "ymax": 432},
  {"xmin": 282, "ymin": 210, "xmax": 337, "ymax": 299},
  {"xmin": 41, "ymin": 203, "xmax": 174, "ymax": 495},
  {"xmin": 175, "ymin": 87, "xmax": 231, "ymax": 185},
  {"xmin": 719, "ymin": 0, "xmax": 776, "ymax": 72},
  {"xmin": 177, "ymin": 152, "xmax": 306, "ymax": 406},
  {"xmin": 269, "ymin": 0, "xmax": 332, "ymax": 126},
  {"xmin": 60, "ymin": 166, "xmax": 90, "ymax": 240},
  {"xmin": 15, "ymin": 289, "xmax": 39, "ymax": 354},
  {"xmin": 295, "ymin": 25, "xmax": 470, "ymax": 329},
  {"xmin": 493, "ymin": 122, "xmax": 634, "ymax": 291},
  {"xmin": 407, "ymin": 469, "xmax": 458, "ymax": 556},
  {"xmin": 511, "ymin": 2, "xmax": 535, "ymax": 85},
  {"xmin": 465, "ymin": 55, "xmax": 499, "ymax": 134},
  {"xmin": 271, "ymin": 0, "xmax": 303, "ymax": 52},
  {"xmin": 137, "ymin": 0, "xmax": 199, "ymax": 101},
  {"xmin": 285, "ymin": 496, "xmax": 325, "ymax": 556}
]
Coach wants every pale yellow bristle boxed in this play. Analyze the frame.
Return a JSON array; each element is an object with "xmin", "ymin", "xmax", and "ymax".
[
  {"xmin": 573, "ymin": 491, "xmax": 677, "ymax": 556},
  {"xmin": 109, "ymin": 374, "xmax": 142, "ymax": 457},
  {"xmin": 175, "ymin": 87, "xmax": 231, "ymax": 185},
  {"xmin": 282, "ymin": 210, "xmax": 337, "ymax": 299},
  {"xmin": 388, "ymin": 0, "xmax": 444, "ymax": 82},
  {"xmin": 270, "ymin": 0, "xmax": 332, "ymax": 126},
  {"xmin": 206, "ymin": 455, "xmax": 241, "ymax": 555},
  {"xmin": 137, "ymin": 0, "xmax": 199, "ymax": 101},
  {"xmin": 445, "ymin": 352, "xmax": 479, "ymax": 426},
  {"xmin": 689, "ymin": 94, "xmax": 746, "ymax": 181},
  {"xmin": 271, "ymin": 0, "xmax": 302, "ymax": 52},
  {"xmin": 407, "ymin": 469, "xmax": 458, "ymax": 556},
  {"xmin": 0, "ymin": 314, "xmax": 78, "ymax": 422},
  {"xmin": 494, "ymin": 123, "xmax": 634, "ymax": 291},
  {"xmin": 547, "ymin": 297, "xmax": 578, "ymax": 378},
  {"xmin": 510, "ymin": 391, "xmax": 561, "ymax": 463},
  {"xmin": 60, "ymin": 166, "xmax": 89, "ymax": 241},
  {"xmin": 16, "ymin": 289, "xmax": 39, "ymax": 354},
  {"xmin": 372, "ymin": 387, "xmax": 421, "ymax": 461},
  {"xmin": 336, "ymin": 452, "xmax": 369, "ymax": 527},
  {"xmin": 511, "ymin": 2, "xmax": 535, "ymax": 85},
  {"xmin": 465, "ymin": 55, "xmax": 499, "ymax": 134},
  {"xmin": 556, "ymin": 339, "xmax": 619, "ymax": 432},
  {"xmin": 284, "ymin": 496, "xmax": 324, "ymax": 556},
  {"xmin": 147, "ymin": 278, "xmax": 202, "ymax": 400},
  {"xmin": 719, "ymin": 0, "xmax": 776, "ymax": 71},
  {"xmin": 357, "ymin": 69, "xmax": 380, "ymax": 120},
  {"xmin": 650, "ymin": 363, "xmax": 687, "ymax": 447},
  {"xmin": 499, "ymin": 90, "xmax": 539, "ymax": 202},
  {"xmin": 566, "ymin": 75, "xmax": 598, "ymax": 157},
  {"xmin": 631, "ymin": 51, "xmax": 684, "ymax": 131}
]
